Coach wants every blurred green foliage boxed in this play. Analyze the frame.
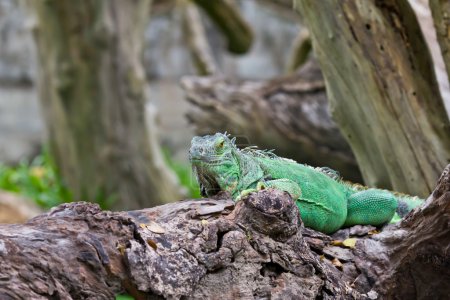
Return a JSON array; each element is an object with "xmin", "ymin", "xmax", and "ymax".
[
  {"xmin": 0, "ymin": 149, "xmax": 72, "ymax": 209},
  {"xmin": 0, "ymin": 147, "xmax": 200, "ymax": 210},
  {"xmin": 163, "ymin": 148, "xmax": 201, "ymax": 199}
]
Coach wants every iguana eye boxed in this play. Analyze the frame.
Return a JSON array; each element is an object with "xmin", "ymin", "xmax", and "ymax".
[{"xmin": 216, "ymin": 139, "xmax": 225, "ymax": 149}]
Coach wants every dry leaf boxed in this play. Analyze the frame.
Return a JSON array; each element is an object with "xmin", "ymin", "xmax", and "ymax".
[
  {"xmin": 147, "ymin": 221, "xmax": 165, "ymax": 234},
  {"xmin": 116, "ymin": 243, "xmax": 126, "ymax": 255},
  {"xmin": 331, "ymin": 238, "xmax": 357, "ymax": 248},
  {"xmin": 331, "ymin": 240, "xmax": 344, "ymax": 246},
  {"xmin": 201, "ymin": 219, "xmax": 209, "ymax": 226},
  {"xmin": 342, "ymin": 238, "xmax": 357, "ymax": 248},
  {"xmin": 139, "ymin": 223, "xmax": 147, "ymax": 229},
  {"xmin": 147, "ymin": 239, "xmax": 158, "ymax": 250},
  {"xmin": 332, "ymin": 257, "xmax": 343, "ymax": 269},
  {"xmin": 368, "ymin": 229, "xmax": 380, "ymax": 235}
]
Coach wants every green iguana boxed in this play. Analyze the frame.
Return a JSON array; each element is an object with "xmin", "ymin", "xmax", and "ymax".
[{"xmin": 189, "ymin": 133, "xmax": 424, "ymax": 234}]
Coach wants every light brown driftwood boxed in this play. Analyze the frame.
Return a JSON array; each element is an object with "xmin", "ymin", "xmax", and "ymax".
[{"xmin": 1, "ymin": 165, "xmax": 449, "ymax": 299}]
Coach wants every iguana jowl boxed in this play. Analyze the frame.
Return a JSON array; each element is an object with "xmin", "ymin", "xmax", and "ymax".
[{"xmin": 189, "ymin": 133, "xmax": 424, "ymax": 234}]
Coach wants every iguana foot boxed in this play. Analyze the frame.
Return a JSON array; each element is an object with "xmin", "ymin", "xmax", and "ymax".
[
  {"xmin": 236, "ymin": 188, "xmax": 258, "ymax": 201},
  {"xmin": 389, "ymin": 212, "xmax": 402, "ymax": 224},
  {"xmin": 236, "ymin": 182, "xmax": 267, "ymax": 201}
]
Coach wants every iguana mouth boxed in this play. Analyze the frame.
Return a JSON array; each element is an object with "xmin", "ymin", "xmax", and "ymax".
[{"xmin": 190, "ymin": 158, "xmax": 224, "ymax": 166}]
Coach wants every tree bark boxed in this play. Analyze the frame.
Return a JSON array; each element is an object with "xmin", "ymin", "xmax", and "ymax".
[
  {"xmin": 182, "ymin": 60, "xmax": 363, "ymax": 182},
  {"xmin": 1, "ymin": 164, "xmax": 449, "ymax": 299},
  {"xmin": 295, "ymin": 0, "xmax": 450, "ymax": 197},
  {"xmin": 429, "ymin": 0, "xmax": 450, "ymax": 81},
  {"xmin": 29, "ymin": 0, "xmax": 181, "ymax": 210},
  {"xmin": 180, "ymin": 0, "xmax": 219, "ymax": 76},
  {"xmin": 286, "ymin": 28, "xmax": 312, "ymax": 73},
  {"xmin": 192, "ymin": 0, "xmax": 253, "ymax": 54},
  {"xmin": 361, "ymin": 163, "xmax": 450, "ymax": 299}
]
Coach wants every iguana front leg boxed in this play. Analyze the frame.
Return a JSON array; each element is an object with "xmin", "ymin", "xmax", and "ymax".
[
  {"xmin": 236, "ymin": 178, "xmax": 302, "ymax": 201},
  {"xmin": 237, "ymin": 178, "xmax": 346, "ymax": 233}
]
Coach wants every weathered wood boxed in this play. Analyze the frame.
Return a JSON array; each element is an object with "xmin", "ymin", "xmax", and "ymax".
[
  {"xmin": 0, "ymin": 193, "xmax": 354, "ymax": 299},
  {"xmin": 362, "ymin": 163, "xmax": 450, "ymax": 299},
  {"xmin": 295, "ymin": 0, "xmax": 450, "ymax": 197},
  {"xmin": 30, "ymin": 0, "xmax": 181, "ymax": 210},
  {"xmin": 1, "ymin": 165, "xmax": 448, "ymax": 299},
  {"xmin": 429, "ymin": 0, "xmax": 450, "ymax": 81},
  {"xmin": 182, "ymin": 60, "xmax": 363, "ymax": 182}
]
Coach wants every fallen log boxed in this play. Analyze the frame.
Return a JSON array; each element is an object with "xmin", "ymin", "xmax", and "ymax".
[
  {"xmin": 1, "ymin": 165, "xmax": 449, "ymax": 299},
  {"xmin": 181, "ymin": 60, "xmax": 363, "ymax": 182}
]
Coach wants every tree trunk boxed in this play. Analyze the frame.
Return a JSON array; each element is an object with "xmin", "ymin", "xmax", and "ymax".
[
  {"xmin": 1, "ymin": 165, "xmax": 449, "ymax": 299},
  {"xmin": 295, "ymin": 0, "xmax": 450, "ymax": 197},
  {"xmin": 429, "ymin": 0, "xmax": 450, "ymax": 80},
  {"xmin": 29, "ymin": 0, "xmax": 181, "ymax": 210},
  {"xmin": 182, "ymin": 60, "xmax": 363, "ymax": 182}
]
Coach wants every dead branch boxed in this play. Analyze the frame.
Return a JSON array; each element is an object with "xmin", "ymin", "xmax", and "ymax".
[
  {"xmin": 180, "ymin": 0, "xmax": 218, "ymax": 76},
  {"xmin": 1, "ymin": 165, "xmax": 448, "ymax": 299},
  {"xmin": 192, "ymin": 0, "xmax": 253, "ymax": 54}
]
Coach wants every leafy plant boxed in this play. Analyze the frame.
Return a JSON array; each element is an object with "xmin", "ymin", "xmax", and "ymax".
[
  {"xmin": 163, "ymin": 149, "xmax": 201, "ymax": 199},
  {"xmin": 0, "ymin": 147, "xmax": 201, "ymax": 210},
  {"xmin": 0, "ymin": 149, "xmax": 72, "ymax": 209}
]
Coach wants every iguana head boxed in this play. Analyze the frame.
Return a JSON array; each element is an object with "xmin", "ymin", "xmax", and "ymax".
[{"xmin": 189, "ymin": 133, "xmax": 239, "ymax": 197}]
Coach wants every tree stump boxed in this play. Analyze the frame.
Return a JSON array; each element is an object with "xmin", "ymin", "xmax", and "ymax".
[{"xmin": 1, "ymin": 165, "xmax": 449, "ymax": 299}]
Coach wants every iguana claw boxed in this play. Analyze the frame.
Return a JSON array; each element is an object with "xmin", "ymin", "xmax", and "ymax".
[
  {"xmin": 236, "ymin": 182, "xmax": 267, "ymax": 201},
  {"xmin": 236, "ymin": 188, "xmax": 258, "ymax": 201}
]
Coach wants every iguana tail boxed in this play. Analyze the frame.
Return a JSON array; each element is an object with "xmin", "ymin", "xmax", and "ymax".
[
  {"xmin": 395, "ymin": 194, "xmax": 424, "ymax": 217},
  {"xmin": 342, "ymin": 180, "xmax": 425, "ymax": 222}
]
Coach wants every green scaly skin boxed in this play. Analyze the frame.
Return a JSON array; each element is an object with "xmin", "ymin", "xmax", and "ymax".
[{"xmin": 189, "ymin": 133, "xmax": 424, "ymax": 234}]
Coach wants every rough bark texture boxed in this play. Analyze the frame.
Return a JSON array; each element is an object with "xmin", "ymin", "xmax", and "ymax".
[
  {"xmin": 30, "ymin": 0, "xmax": 181, "ymax": 210},
  {"xmin": 362, "ymin": 164, "xmax": 450, "ymax": 299},
  {"xmin": 182, "ymin": 60, "xmax": 363, "ymax": 182},
  {"xmin": 1, "ymin": 165, "xmax": 448, "ymax": 299},
  {"xmin": 295, "ymin": 0, "xmax": 450, "ymax": 197},
  {"xmin": 429, "ymin": 0, "xmax": 450, "ymax": 81}
]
